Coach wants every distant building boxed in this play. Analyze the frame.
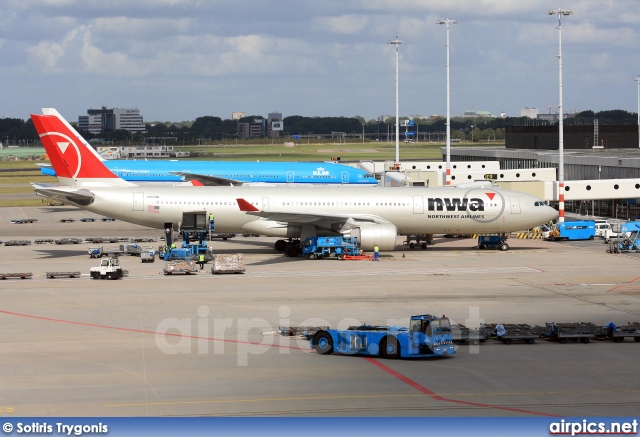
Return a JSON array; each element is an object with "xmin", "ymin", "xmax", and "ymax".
[
  {"xmin": 505, "ymin": 124, "xmax": 637, "ymax": 150},
  {"xmin": 463, "ymin": 110, "xmax": 494, "ymax": 118},
  {"xmin": 521, "ymin": 107, "xmax": 539, "ymax": 118},
  {"xmin": 268, "ymin": 111, "xmax": 282, "ymax": 121},
  {"xmin": 97, "ymin": 145, "xmax": 177, "ymax": 160},
  {"xmin": 237, "ymin": 118, "xmax": 268, "ymax": 139},
  {"xmin": 79, "ymin": 107, "xmax": 144, "ymax": 134},
  {"xmin": 232, "ymin": 112, "xmax": 246, "ymax": 120}
]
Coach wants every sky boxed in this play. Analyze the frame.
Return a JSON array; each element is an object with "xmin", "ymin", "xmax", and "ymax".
[{"xmin": 1, "ymin": 0, "xmax": 639, "ymax": 124}]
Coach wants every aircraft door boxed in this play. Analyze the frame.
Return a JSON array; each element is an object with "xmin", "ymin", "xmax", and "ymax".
[
  {"xmin": 341, "ymin": 171, "xmax": 349, "ymax": 183},
  {"xmin": 286, "ymin": 171, "xmax": 294, "ymax": 183},
  {"xmin": 412, "ymin": 195, "xmax": 424, "ymax": 214},
  {"xmin": 262, "ymin": 197, "xmax": 269, "ymax": 210},
  {"xmin": 509, "ymin": 196, "xmax": 521, "ymax": 214},
  {"xmin": 133, "ymin": 192, "xmax": 144, "ymax": 211}
]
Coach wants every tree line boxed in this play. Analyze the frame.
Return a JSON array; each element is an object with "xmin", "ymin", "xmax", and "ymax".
[{"xmin": 1, "ymin": 109, "xmax": 637, "ymax": 146}]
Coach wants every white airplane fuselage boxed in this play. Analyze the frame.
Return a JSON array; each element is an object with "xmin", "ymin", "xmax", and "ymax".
[{"xmin": 68, "ymin": 185, "xmax": 556, "ymax": 237}]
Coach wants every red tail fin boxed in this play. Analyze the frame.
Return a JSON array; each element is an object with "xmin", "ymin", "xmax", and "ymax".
[{"xmin": 31, "ymin": 114, "xmax": 131, "ymax": 186}]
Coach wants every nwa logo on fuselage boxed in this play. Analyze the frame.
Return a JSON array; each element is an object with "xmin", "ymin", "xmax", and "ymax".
[
  {"xmin": 313, "ymin": 167, "xmax": 330, "ymax": 176},
  {"xmin": 427, "ymin": 197, "xmax": 485, "ymax": 212}
]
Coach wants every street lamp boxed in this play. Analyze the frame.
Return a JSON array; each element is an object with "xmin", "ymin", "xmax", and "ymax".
[
  {"xmin": 471, "ymin": 125, "xmax": 474, "ymax": 143},
  {"xmin": 362, "ymin": 124, "xmax": 365, "ymax": 144},
  {"xmin": 635, "ymin": 75, "xmax": 640, "ymax": 148},
  {"xmin": 437, "ymin": 19, "xmax": 457, "ymax": 185},
  {"xmin": 388, "ymin": 36, "xmax": 403, "ymax": 165},
  {"xmin": 547, "ymin": 8, "xmax": 571, "ymax": 223}
]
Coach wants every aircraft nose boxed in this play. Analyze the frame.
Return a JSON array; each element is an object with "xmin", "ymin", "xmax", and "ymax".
[{"xmin": 544, "ymin": 205, "xmax": 559, "ymax": 223}]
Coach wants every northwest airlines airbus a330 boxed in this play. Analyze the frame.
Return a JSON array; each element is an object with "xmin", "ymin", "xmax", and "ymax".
[{"xmin": 31, "ymin": 113, "xmax": 558, "ymax": 254}]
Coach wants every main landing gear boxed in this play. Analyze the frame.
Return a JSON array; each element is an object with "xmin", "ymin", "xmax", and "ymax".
[{"xmin": 275, "ymin": 239, "xmax": 301, "ymax": 257}]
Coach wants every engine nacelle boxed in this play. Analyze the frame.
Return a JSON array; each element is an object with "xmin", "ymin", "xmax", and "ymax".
[{"xmin": 348, "ymin": 224, "xmax": 398, "ymax": 251}]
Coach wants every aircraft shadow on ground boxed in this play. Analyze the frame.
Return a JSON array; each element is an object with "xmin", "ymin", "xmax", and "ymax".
[{"xmin": 34, "ymin": 249, "xmax": 86, "ymax": 259}]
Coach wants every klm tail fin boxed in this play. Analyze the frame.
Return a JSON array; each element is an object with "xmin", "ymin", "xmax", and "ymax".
[{"xmin": 31, "ymin": 114, "xmax": 134, "ymax": 187}]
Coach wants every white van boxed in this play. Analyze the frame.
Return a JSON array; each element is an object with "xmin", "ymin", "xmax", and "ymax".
[{"xmin": 594, "ymin": 220, "xmax": 612, "ymax": 238}]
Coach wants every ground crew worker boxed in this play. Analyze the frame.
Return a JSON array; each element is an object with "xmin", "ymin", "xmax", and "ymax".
[
  {"xmin": 209, "ymin": 213, "xmax": 215, "ymax": 231},
  {"xmin": 372, "ymin": 245, "xmax": 380, "ymax": 261},
  {"xmin": 199, "ymin": 254, "xmax": 205, "ymax": 270}
]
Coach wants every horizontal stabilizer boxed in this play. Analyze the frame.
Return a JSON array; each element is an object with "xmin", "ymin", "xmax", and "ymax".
[{"xmin": 31, "ymin": 183, "xmax": 95, "ymax": 206}]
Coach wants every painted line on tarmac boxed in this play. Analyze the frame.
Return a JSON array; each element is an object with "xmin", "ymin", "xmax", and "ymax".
[
  {"xmin": 249, "ymin": 266, "xmax": 540, "ymax": 278},
  {"xmin": 0, "ymin": 309, "xmax": 305, "ymax": 351},
  {"xmin": 363, "ymin": 357, "xmax": 558, "ymax": 417},
  {"xmin": 606, "ymin": 275, "xmax": 640, "ymax": 293}
]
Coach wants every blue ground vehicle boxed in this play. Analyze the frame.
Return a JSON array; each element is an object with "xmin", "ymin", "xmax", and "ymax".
[
  {"xmin": 548, "ymin": 220, "xmax": 595, "ymax": 241},
  {"xmin": 302, "ymin": 236, "xmax": 361, "ymax": 259},
  {"xmin": 160, "ymin": 212, "xmax": 212, "ymax": 262},
  {"xmin": 476, "ymin": 234, "xmax": 509, "ymax": 251},
  {"xmin": 310, "ymin": 314, "xmax": 456, "ymax": 359},
  {"xmin": 161, "ymin": 230, "xmax": 210, "ymax": 261},
  {"xmin": 607, "ymin": 221, "xmax": 640, "ymax": 253}
]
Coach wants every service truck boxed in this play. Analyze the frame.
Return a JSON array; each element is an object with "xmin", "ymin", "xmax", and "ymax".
[
  {"xmin": 547, "ymin": 220, "xmax": 595, "ymax": 241},
  {"xmin": 309, "ymin": 314, "xmax": 456, "ymax": 359},
  {"xmin": 90, "ymin": 258, "xmax": 124, "ymax": 280}
]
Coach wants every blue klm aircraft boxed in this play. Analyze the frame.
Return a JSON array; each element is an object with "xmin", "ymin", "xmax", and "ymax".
[{"xmin": 38, "ymin": 109, "xmax": 377, "ymax": 186}]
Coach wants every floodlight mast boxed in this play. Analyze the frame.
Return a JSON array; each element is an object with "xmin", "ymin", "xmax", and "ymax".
[
  {"xmin": 388, "ymin": 36, "xmax": 403, "ymax": 166},
  {"xmin": 437, "ymin": 19, "xmax": 457, "ymax": 185},
  {"xmin": 547, "ymin": 8, "xmax": 571, "ymax": 223},
  {"xmin": 635, "ymin": 75, "xmax": 640, "ymax": 149}
]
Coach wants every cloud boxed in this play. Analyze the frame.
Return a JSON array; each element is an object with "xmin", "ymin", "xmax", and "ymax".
[{"xmin": 311, "ymin": 15, "xmax": 369, "ymax": 35}]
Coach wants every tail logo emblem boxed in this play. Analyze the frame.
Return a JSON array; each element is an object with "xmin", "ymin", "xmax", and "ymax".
[
  {"xmin": 57, "ymin": 142, "xmax": 71, "ymax": 154},
  {"xmin": 40, "ymin": 131, "xmax": 82, "ymax": 179}
]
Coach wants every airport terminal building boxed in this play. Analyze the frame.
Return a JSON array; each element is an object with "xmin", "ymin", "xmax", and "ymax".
[{"xmin": 444, "ymin": 124, "xmax": 640, "ymax": 218}]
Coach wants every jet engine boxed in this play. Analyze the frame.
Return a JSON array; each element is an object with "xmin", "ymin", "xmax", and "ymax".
[{"xmin": 347, "ymin": 223, "xmax": 398, "ymax": 251}]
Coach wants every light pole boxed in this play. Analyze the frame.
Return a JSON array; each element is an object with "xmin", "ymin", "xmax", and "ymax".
[
  {"xmin": 388, "ymin": 36, "xmax": 403, "ymax": 166},
  {"xmin": 437, "ymin": 19, "xmax": 457, "ymax": 185},
  {"xmin": 635, "ymin": 75, "xmax": 640, "ymax": 148},
  {"xmin": 362, "ymin": 124, "xmax": 365, "ymax": 144},
  {"xmin": 548, "ymin": 8, "xmax": 571, "ymax": 223},
  {"xmin": 471, "ymin": 125, "xmax": 474, "ymax": 143}
]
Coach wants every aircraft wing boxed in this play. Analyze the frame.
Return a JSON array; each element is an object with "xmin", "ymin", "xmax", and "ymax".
[
  {"xmin": 171, "ymin": 172, "xmax": 245, "ymax": 186},
  {"xmin": 31, "ymin": 183, "xmax": 95, "ymax": 206},
  {"xmin": 236, "ymin": 198, "xmax": 392, "ymax": 227}
]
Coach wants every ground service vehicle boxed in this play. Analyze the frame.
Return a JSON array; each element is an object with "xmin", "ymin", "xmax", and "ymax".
[
  {"xmin": 140, "ymin": 247, "xmax": 156, "ymax": 262},
  {"xmin": 310, "ymin": 314, "xmax": 456, "ymax": 358},
  {"xmin": 594, "ymin": 220, "xmax": 612, "ymax": 238},
  {"xmin": 547, "ymin": 220, "xmax": 595, "ymax": 241},
  {"xmin": 10, "ymin": 219, "xmax": 37, "ymax": 224},
  {"xmin": 302, "ymin": 236, "xmax": 361, "ymax": 259},
  {"xmin": 476, "ymin": 234, "xmax": 509, "ymax": 251},
  {"xmin": 606, "ymin": 221, "xmax": 640, "ymax": 252},
  {"xmin": 90, "ymin": 258, "xmax": 124, "ymax": 280}
]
